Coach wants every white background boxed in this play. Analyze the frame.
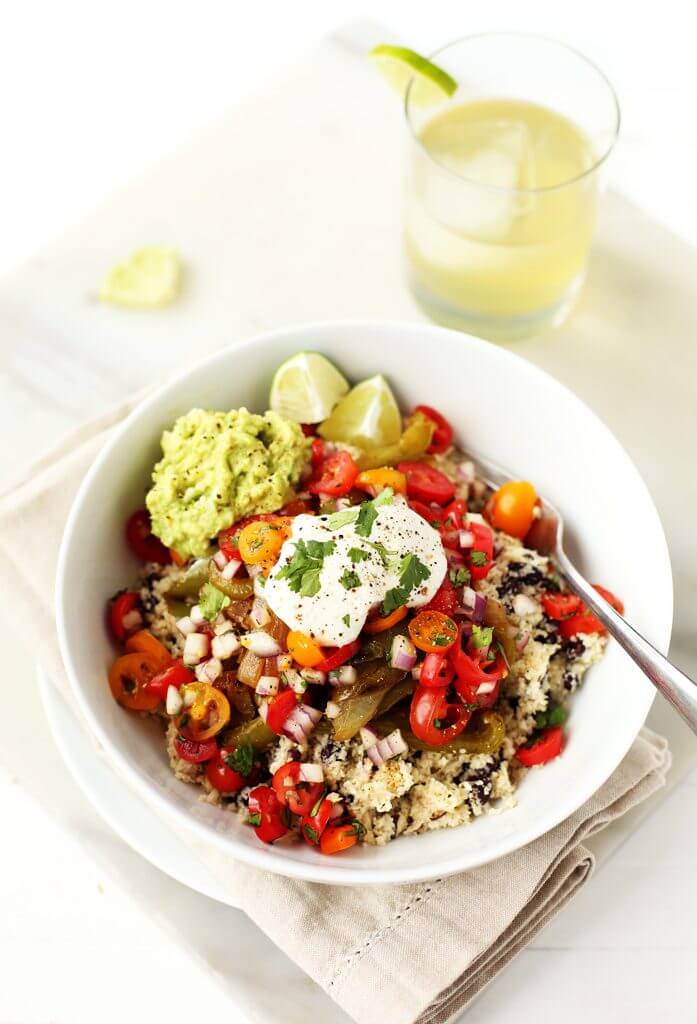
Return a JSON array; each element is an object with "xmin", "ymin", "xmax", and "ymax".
[{"xmin": 1, "ymin": 2, "xmax": 696, "ymax": 1022}]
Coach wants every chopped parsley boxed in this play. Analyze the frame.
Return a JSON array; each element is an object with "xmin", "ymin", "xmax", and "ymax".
[
  {"xmin": 224, "ymin": 743, "xmax": 255, "ymax": 777},
  {"xmin": 198, "ymin": 582, "xmax": 231, "ymax": 621},
  {"xmin": 340, "ymin": 569, "xmax": 362, "ymax": 590},
  {"xmin": 470, "ymin": 550, "xmax": 488, "ymax": 567},
  {"xmin": 342, "ymin": 613, "xmax": 351, "ymax": 627},
  {"xmin": 275, "ymin": 538, "xmax": 336, "ymax": 597},
  {"xmin": 471, "ymin": 624, "xmax": 494, "ymax": 649},
  {"xmin": 381, "ymin": 553, "xmax": 431, "ymax": 616},
  {"xmin": 348, "ymin": 547, "xmax": 370, "ymax": 564},
  {"xmin": 449, "ymin": 566, "xmax": 471, "ymax": 587}
]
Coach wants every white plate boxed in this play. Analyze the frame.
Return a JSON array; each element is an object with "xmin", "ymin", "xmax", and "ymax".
[{"xmin": 56, "ymin": 319, "xmax": 673, "ymax": 886}]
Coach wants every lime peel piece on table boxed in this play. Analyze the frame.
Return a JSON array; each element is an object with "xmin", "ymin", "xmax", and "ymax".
[
  {"xmin": 319, "ymin": 374, "xmax": 402, "ymax": 450},
  {"xmin": 98, "ymin": 246, "xmax": 182, "ymax": 309},
  {"xmin": 269, "ymin": 352, "xmax": 349, "ymax": 424},
  {"xmin": 369, "ymin": 44, "xmax": 457, "ymax": 107}
]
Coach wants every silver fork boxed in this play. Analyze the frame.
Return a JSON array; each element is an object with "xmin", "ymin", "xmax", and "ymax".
[{"xmin": 469, "ymin": 451, "xmax": 697, "ymax": 734}]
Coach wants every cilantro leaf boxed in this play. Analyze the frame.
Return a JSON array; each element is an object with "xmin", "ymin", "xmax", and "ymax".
[
  {"xmin": 224, "ymin": 742, "xmax": 254, "ymax": 777},
  {"xmin": 366, "ymin": 540, "xmax": 400, "ymax": 571},
  {"xmin": 348, "ymin": 547, "xmax": 370, "ymax": 564},
  {"xmin": 198, "ymin": 582, "xmax": 231, "ymax": 621},
  {"xmin": 340, "ymin": 569, "xmax": 361, "ymax": 590},
  {"xmin": 342, "ymin": 613, "xmax": 351, "ymax": 627},
  {"xmin": 470, "ymin": 550, "xmax": 488, "ymax": 567},
  {"xmin": 381, "ymin": 586, "xmax": 408, "ymax": 616},
  {"xmin": 325, "ymin": 507, "xmax": 358, "ymax": 529},
  {"xmin": 372, "ymin": 486, "xmax": 394, "ymax": 507},
  {"xmin": 399, "ymin": 553, "xmax": 430, "ymax": 594},
  {"xmin": 471, "ymin": 624, "xmax": 494, "ymax": 649},
  {"xmin": 275, "ymin": 538, "xmax": 335, "ymax": 598},
  {"xmin": 354, "ymin": 501, "xmax": 378, "ymax": 538},
  {"xmin": 449, "ymin": 566, "xmax": 471, "ymax": 587}
]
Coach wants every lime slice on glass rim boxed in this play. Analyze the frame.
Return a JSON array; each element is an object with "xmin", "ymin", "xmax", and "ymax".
[
  {"xmin": 98, "ymin": 247, "xmax": 182, "ymax": 308},
  {"xmin": 270, "ymin": 352, "xmax": 349, "ymax": 423},
  {"xmin": 369, "ymin": 44, "xmax": 457, "ymax": 107},
  {"xmin": 319, "ymin": 374, "xmax": 402, "ymax": 449}
]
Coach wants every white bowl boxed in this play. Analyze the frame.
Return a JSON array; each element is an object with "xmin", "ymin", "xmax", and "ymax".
[{"xmin": 56, "ymin": 320, "xmax": 672, "ymax": 886}]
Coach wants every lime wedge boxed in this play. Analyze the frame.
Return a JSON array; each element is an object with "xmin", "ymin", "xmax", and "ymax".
[
  {"xmin": 369, "ymin": 44, "xmax": 457, "ymax": 107},
  {"xmin": 99, "ymin": 247, "xmax": 182, "ymax": 308},
  {"xmin": 319, "ymin": 375, "xmax": 402, "ymax": 449},
  {"xmin": 270, "ymin": 352, "xmax": 349, "ymax": 423}
]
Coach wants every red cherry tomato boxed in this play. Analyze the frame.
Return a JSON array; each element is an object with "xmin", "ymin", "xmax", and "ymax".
[
  {"xmin": 248, "ymin": 785, "xmax": 289, "ymax": 844},
  {"xmin": 413, "ymin": 405, "xmax": 454, "ymax": 455},
  {"xmin": 558, "ymin": 585, "xmax": 624, "ymax": 639},
  {"xmin": 108, "ymin": 591, "xmax": 143, "ymax": 641},
  {"xmin": 206, "ymin": 747, "xmax": 259, "ymax": 794},
  {"xmin": 310, "ymin": 437, "xmax": 325, "ymax": 469},
  {"xmin": 173, "ymin": 735, "xmax": 218, "ymax": 763},
  {"xmin": 314, "ymin": 640, "xmax": 360, "ymax": 674},
  {"xmin": 146, "ymin": 661, "xmax": 195, "ymax": 702},
  {"xmin": 272, "ymin": 762, "xmax": 324, "ymax": 817},
  {"xmin": 309, "ymin": 450, "xmax": 359, "ymax": 497},
  {"xmin": 419, "ymin": 652, "xmax": 455, "ymax": 688},
  {"xmin": 218, "ymin": 514, "xmax": 277, "ymax": 560},
  {"xmin": 409, "ymin": 685, "xmax": 470, "ymax": 746},
  {"xmin": 516, "ymin": 726, "xmax": 565, "ymax": 766},
  {"xmin": 465, "ymin": 521, "xmax": 494, "ymax": 582},
  {"xmin": 541, "ymin": 592, "xmax": 583, "ymax": 620},
  {"xmin": 281, "ymin": 498, "xmax": 314, "ymax": 517},
  {"xmin": 301, "ymin": 423, "xmax": 318, "ymax": 437},
  {"xmin": 125, "ymin": 509, "xmax": 171, "ymax": 564},
  {"xmin": 266, "ymin": 688, "xmax": 300, "ymax": 735},
  {"xmin": 424, "ymin": 575, "xmax": 459, "ymax": 617},
  {"xmin": 408, "ymin": 500, "xmax": 443, "ymax": 526},
  {"xmin": 398, "ymin": 462, "xmax": 455, "ymax": 505},
  {"xmin": 301, "ymin": 797, "xmax": 333, "ymax": 846}
]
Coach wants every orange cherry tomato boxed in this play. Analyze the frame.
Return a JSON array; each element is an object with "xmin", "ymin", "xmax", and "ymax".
[
  {"xmin": 408, "ymin": 610, "xmax": 458, "ymax": 653},
  {"xmin": 125, "ymin": 630, "xmax": 173, "ymax": 667},
  {"xmin": 238, "ymin": 518, "xmax": 291, "ymax": 567},
  {"xmin": 177, "ymin": 683, "xmax": 230, "ymax": 741},
  {"xmin": 320, "ymin": 821, "xmax": 363, "ymax": 855},
  {"xmin": 362, "ymin": 605, "xmax": 408, "ymax": 634},
  {"xmin": 108, "ymin": 652, "xmax": 163, "ymax": 711},
  {"xmin": 355, "ymin": 468, "xmax": 407, "ymax": 496},
  {"xmin": 287, "ymin": 630, "xmax": 324, "ymax": 668},
  {"xmin": 485, "ymin": 481, "xmax": 538, "ymax": 540}
]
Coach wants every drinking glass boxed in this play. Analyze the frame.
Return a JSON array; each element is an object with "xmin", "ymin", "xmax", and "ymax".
[{"xmin": 403, "ymin": 33, "xmax": 620, "ymax": 342}]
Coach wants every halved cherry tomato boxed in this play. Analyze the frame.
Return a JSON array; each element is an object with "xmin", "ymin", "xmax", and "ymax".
[
  {"xmin": 541, "ymin": 592, "xmax": 583, "ymax": 620},
  {"xmin": 484, "ymin": 481, "xmax": 538, "ymax": 540},
  {"xmin": 272, "ymin": 762, "xmax": 324, "ymax": 817},
  {"xmin": 177, "ymin": 683, "xmax": 230, "ymax": 741},
  {"xmin": 247, "ymin": 785, "xmax": 289, "ymax": 844},
  {"xmin": 397, "ymin": 462, "xmax": 455, "ymax": 505},
  {"xmin": 408, "ymin": 500, "xmax": 443, "ymax": 526},
  {"xmin": 465, "ymin": 521, "xmax": 494, "ymax": 582},
  {"xmin": 238, "ymin": 518, "xmax": 290, "ymax": 567},
  {"xmin": 301, "ymin": 796, "xmax": 333, "ymax": 846},
  {"xmin": 146, "ymin": 661, "xmax": 195, "ymax": 702},
  {"xmin": 408, "ymin": 610, "xmax": 458, "ymax": 654},
  {"xmin": 125, "ymin": 629, "xmax": 173, "ymax": 667},
  {"xmin": 108, "ymin": 591, "xmax": 142, "ymax": 642},
  {"xmin": 310, "ymin": 437, "xmax": 325, "ymax": 469},
  {"xmin": 355, "ymin": 468, "xmax": 407, "ymax": 496},
  {"xmin": 320, "ymin": 821, "xmax": 362, "ymax": 854},
  {"xmin": 409, "ymin": 685, "xmax": 470, "ymax": 746},
  {"xmin": 516, "ymin": 726, "xmax": 565, "ymax": 766},
  {"xmin": 419, "ymin": 652, "xmax": 455, "ymax": 688},
  {"xmin": 287, "ymin": 630, "xmax": 324, "ymax": 668},
  {"xmin": 206, "ymin": 746, "xmax": 259, "ymax": 793},
  {"xmin": 413, "ymin": 405, "xmax": 454, "ymax": 455},
  {"xmin": 174, "ymin": 735, "xmax": 217, "ymax": 763},
  {"xmin": 218, "ymin": 513, "xmax": 277, "ymax": 560},
  {"xmin": 594, "ymin": 585, "xmax": 624, "ymax": 614},
  {"xmin": 424, "ymin": 576, "xmax": 459, "ymax": 617},
  {"xmin": 125, "ymin": 508, "xmax": 171, "ymax": 563},
  {"xmin": 266, "ymin": 688, "xmax": 300, "ymax": 735},
  {"xmin": 438, "ymin": 498, "xmax": 468, "ymax": 548},
  {"xmin": 558, "ymin": 585, "xmax": 624, "ymax": 639},
  {"xmin": 314, "ymin": 640, "xmax": 360, "ymax": 674},
  {"xmin": 309, "ymin": 451, "xmax": 359, "ymax": 497},
  {"xmin": 452, "ymin": 652, "xmax": 505, "ymax": 709},
  {"xmin": 108, "ymin": 652, "xmax": 163, "ymax": 711},
  {"xmin": 363, "ymin": 605, "xmax": 408, "ymax": 634}
]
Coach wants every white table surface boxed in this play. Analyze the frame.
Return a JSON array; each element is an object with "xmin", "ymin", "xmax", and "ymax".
[{"xmin": 1, "ymin": 3, "xmax": 696, "ymax": 1023}]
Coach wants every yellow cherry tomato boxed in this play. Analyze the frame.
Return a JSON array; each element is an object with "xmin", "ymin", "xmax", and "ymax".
[
  {"xmin": 287, "ymin": 630, "xmax": 324, "ymax": 668},
  {"xmin": 408, "ymin": 610, "xmax": 458, "ymax": 654},
  {"xmin": 238, "ymin": 518, "xmax": 291, "ymax": 567},
  {"xmin": 485, "ymin": 481, "xmax": 538, "ymax": 540},
  {"xmin": 355, "ymin": 467, "xmax": 407, "ymax": 496},
  {"xmin": 178, "ymin": 683, "xmax": 230, "ymax": 741}
]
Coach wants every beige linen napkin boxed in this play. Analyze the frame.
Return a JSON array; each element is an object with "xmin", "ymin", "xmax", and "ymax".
[{"xmin": 0, "ymin": 409, "xmax": 670, "ymax": 1024}]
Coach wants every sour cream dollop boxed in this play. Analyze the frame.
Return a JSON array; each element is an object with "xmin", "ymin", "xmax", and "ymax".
[{"xmin": 264, "ymin": 501, "xmax": 447, "ymax": 646}]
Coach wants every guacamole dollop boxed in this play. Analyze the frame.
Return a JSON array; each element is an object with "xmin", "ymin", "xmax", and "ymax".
[{"xmin": 146, "ymin": 408, "xmax": 310, "ymax": 558}]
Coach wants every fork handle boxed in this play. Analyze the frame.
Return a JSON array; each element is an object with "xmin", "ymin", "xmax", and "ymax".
[{"xmin": 557, "ymin": 551, "xmax": 697, "ymax": 735}]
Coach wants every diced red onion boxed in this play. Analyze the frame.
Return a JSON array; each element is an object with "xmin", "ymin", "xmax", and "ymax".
[
  {"xmin": 212, "ymin": 550, "xmax": 229, "ymax": 570},
  {"xmin": 166, "ymin": 685, "xmax": 183, "ymax": 716},
  {"xmin": 476, "ymin": 680, "xmax": 497, "ymax": 695},
  {"xmin": 246, "ymin": 563, "xmax": 263, "ymax": 579},
  {"xmin": 390, "ymin": 635, "xmax": 417, "ymax": 671},
  {"xmin": 445, "ymin": 548, "xmax": 466, "ymax": 568},
  {"xmin": 462, "ymin": 587, "xmax": 477, "ymax": 609},
  {"xmin": 256, "ymin": 674, "xmax": 279, "ymax": 697},
  {"xmin": 338, "ymin": 664, "xmax": 356, "ymax": 685},
  {"xmin": 458, "ymin": 530, "xmax": 475, "ymax": 549},
  {"xmin": 250, "ymin": 597, "xmax": 270, "ymax": 628},
  {"xmin": 299, "ymin": 763, "xmax": 324, "ymax": 784},
  {"xmin": 516, "ymin": 631, "xmax": 531, "ymax": 652},
  {"xmin": 176, "ymin": 615, "xmax": 197, "ymax": 636},
  {"xmin": 183, "ymin": 632, "xmax": 209, "ymax": 665},
  {"xmin": 196, "ymin": 657, "xmax": 223, "ymax": 683},
  {"xmin": 284, "ymin": 668, "xmax": 306, "ymax": 694},
  {"xmin": 301, "ymin": 668, "xmax": 327, "ymax": 685},
  {"xmin": 122, "ymin": 609, "xmax": 143, "ymax": 631},
  {"xmin": 456, "ymin": 460, "xmax": 476, "ymax": 483},
  {"xmin": 213, "ymin": 618, "xmax": 234, "ymax": 636},
  {"xmin": 360, "ymin": 726, "xmax": 379, "ymax": 747},
  {"xmin": 329, "ymin": 801, "xmax": 345, "ymax": 820},
  {"xmin": 513, "ymin": 594, "xmax": 540, "ymax": 617},
  {"xmin": 211, "ymin": 632, "xmax": 240, "ymax": 660},
  {"xmin": 325, "ymin": 700, "xmax": 340, "ymax": 719},
  {"xmin": 190, "ymin": 604, "xmax": 207, "ymax": 626},
  {"xmin": 283, "ymin": 704, "xmax": 322, "ymax": 744},
  {"xmin": 366, "ymin": 729, "xmax": 408, "ymax": 766},
  {"xmin": 411, "ymin": 664, "xmax": 422, "ymax": 681},
  {"xmin": 222, "ymin": 558, "xmax": 242, "ymax": 580},
  {"xmin": 460, "ymin": 589, "xmax": 486, "ymax": 624},
  {"xmin": 258, "ymin": 699, "xmax": 269, "ymax": 722},
  {"xmin": 241, "ymin": 631, "xmax": 282, "ymax": 657}
]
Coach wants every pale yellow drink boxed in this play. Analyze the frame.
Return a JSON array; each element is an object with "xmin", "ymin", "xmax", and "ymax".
[{"xmin": 405, "ymin": 98, "xmax": 598, "ymax": 330}]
